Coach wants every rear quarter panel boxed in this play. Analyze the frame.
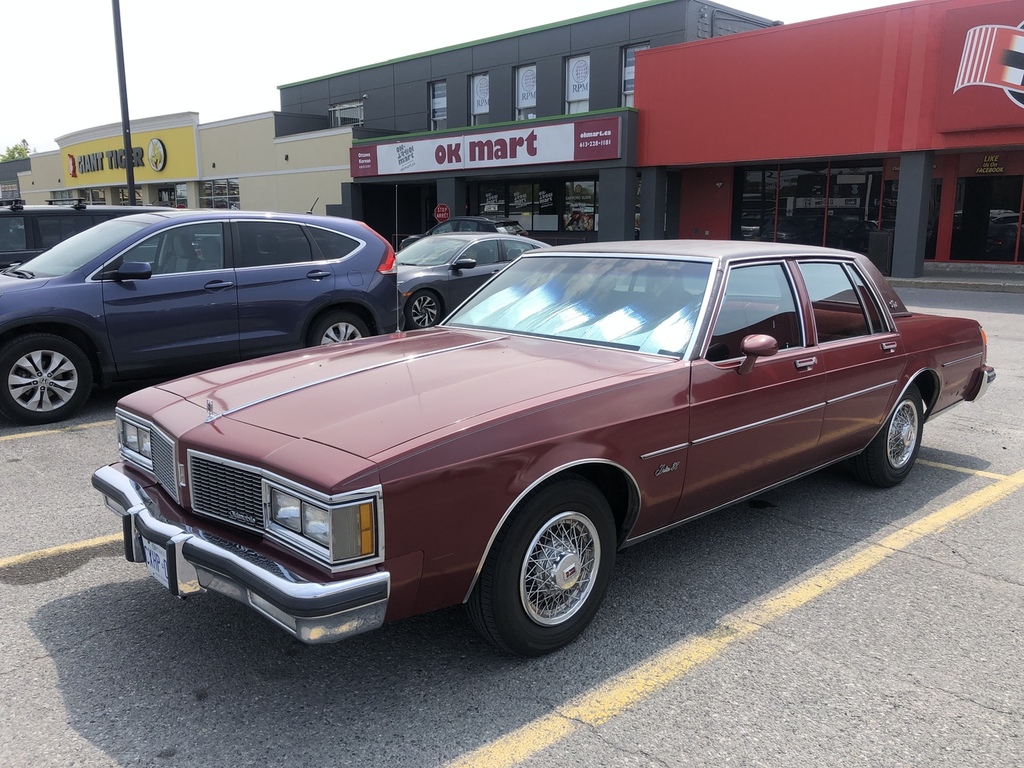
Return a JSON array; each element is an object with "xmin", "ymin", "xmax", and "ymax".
[{"xmin": 894, "ymin": 312, "xmax": 986, "ymax": 417}]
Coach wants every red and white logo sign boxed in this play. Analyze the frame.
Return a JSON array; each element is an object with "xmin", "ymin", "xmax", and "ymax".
[
  {"xmin": 434, "ymin": 203, "xmax": 451, "ymax": 222},
  {"xmin": 955, "ymin": 23, "xmax": 1024, "ymax": 105}
]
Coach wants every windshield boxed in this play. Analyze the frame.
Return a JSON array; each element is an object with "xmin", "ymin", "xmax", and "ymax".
[
  {"xmin": 446, "ymin": 255, "xmax": 712, "ymax": 355},
  {"xmin": 396, "ymin": 236, "xmax": 468, "ymax": 267},
  {"xmin": 13, "ymin": 217, "xmax": 150, "ymax": 278}
]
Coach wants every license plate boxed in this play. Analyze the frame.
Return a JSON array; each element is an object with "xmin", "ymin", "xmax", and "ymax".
[{"xmin": 142, "ymin": 537, "xmax": 170, "ymax": 589}]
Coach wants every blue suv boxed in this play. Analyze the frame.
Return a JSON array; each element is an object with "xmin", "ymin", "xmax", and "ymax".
[{"xmin": 0, "ymin": 209, "xmax": 399, "ymax": 425}]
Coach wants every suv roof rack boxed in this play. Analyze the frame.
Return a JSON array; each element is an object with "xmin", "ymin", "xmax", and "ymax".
[
  {"xmin": 1, "ymin": 198, "xmax": 26, "ymax": 211},
  {"xmin": 46, "ymin": 198, "xmax": 88, "ymax": 210}
]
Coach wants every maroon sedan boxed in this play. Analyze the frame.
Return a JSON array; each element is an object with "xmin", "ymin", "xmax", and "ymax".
[{"xmin": 93, "ymin": 241, "xmax": 995, "ymax": 656}]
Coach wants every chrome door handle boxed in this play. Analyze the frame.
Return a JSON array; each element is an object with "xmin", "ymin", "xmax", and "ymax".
[
  {"xmin": 881, "ymin": 342, "xmax": 898, "ymax": 353},
  {"xmin": 795, "ymin": 357, "xmax": 818, "ymax": 370}
]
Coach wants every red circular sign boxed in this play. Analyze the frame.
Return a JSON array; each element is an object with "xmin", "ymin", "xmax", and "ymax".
[{"xmin": 434, "ymin": 204, "xmax": 451, "ymax": 223}]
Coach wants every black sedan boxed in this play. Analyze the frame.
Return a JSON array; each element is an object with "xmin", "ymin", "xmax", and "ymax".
[{"xmin": 397, "ymin": 233, "xmax": 546, "ymax": 329}]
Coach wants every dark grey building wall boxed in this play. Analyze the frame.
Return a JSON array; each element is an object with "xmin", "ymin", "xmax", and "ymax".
[{"xmin": 278, "ymin": 0, "xmax": 771, "ymax": 134}]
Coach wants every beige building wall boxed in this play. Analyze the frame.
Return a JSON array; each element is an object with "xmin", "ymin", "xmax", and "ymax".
[
  {"xmin": 19, "ymin": 151, "xmax": 65, "ymax": 204},
  {"xmin": 198, "ymin": 114, "xmax": 354, "ymax": 214}
]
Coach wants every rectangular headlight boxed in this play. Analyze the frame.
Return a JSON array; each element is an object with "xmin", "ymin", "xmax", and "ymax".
[
  {"xmin": 119, "ymin": 418, "xmax": 152, "ymax": 459},
  {"xmin": 270, "ymin": 489, "xmax": 302, "ymax": 533},
  {"xmin": 265, "ymin": 479, "xmax": 380, "ymax": 566}
]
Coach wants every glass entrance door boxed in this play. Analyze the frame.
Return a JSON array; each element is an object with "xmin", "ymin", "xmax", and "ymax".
[{"xmin": 951, "ymin": 176, "xmax": 1022, "ymax": 262}]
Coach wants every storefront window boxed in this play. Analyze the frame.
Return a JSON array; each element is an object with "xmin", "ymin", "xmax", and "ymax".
[
  {"xmin": 509, "ymin": 183, "xmax": 536, "ymax": 229},
  {"xmin": 479, "ymin": 183, "xmax": 505, "ymax": 216},
  {"xmin": 951, "ymin": 175, "xmax": 1022, "ymax": 262},
  {"xmin": 175, "ymin": 183, "xmax": 188, "ymax": 208},
  {"xmin": 880, "ymin": 178, "xmax": 942, "ymax": 261},
  {"xmin": 564, "ymin": 181, "xmax": 597, "ymax": 232},
  {"xmin": 737, "ymin": 163, "xmax": 883, "ymax": 255},
  {"xmin": 200, "ymin": 178, "xmax": 240, "ymax": 209}
]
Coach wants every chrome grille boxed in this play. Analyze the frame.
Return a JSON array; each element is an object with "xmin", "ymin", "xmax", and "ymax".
[
  {"xmin": 189, "ymin": 455, "xmax": 264, "ymax": 529},
  {"xmin": 151, "ymin": 430, "xmax": 178, "ymax": 503}
]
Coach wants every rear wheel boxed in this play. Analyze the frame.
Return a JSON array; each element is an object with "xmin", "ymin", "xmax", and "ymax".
[
  {"xmin": 307, "ymin": 311, "xmax": 369, "ymax": 346},
  {"xmin": 851, "ymin": 385, "xmax": 924, "ymax": 487},
  {"xmin": 468, "ymin": 476, "xmax": 616, "ymax": 656},
  {"xmin": 0, "ymin": 334, "xmax": 94, "ymax": 425}
]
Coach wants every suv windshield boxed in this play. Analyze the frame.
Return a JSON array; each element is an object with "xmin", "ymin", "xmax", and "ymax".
[
  {"xmin": 447, "ymin": 254, "xmax": 712, "ymax": 355},
  {"xmin": 13, "ymin": 218, "xmax": 150, "ymax": 278}
]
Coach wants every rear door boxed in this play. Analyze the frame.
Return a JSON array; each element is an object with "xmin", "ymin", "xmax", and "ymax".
[
  {"xmin": 797, "ymin": 260, "xmax": 906, "ymax": 460},
  {"xmin": 101, "ymin": 221, "xmax": 240, "ymax": 377},
  {"xmin": 233, "ymin": 220, "xmax": 355, "ymax": 356}
]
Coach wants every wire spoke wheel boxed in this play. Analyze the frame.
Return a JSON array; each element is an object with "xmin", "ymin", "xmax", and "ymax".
[
  {"xmin": 520, "ymin": 512, "xmax": 600, "ymax": 626},
  {"xmin": 886, "ymin": 399, "xmax": 919, "ymax": 469}
]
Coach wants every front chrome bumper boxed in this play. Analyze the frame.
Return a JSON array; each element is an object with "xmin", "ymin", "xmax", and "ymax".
[{"xmin": 92, "ymin": 465, "xmax": 389, "ymax": 644}]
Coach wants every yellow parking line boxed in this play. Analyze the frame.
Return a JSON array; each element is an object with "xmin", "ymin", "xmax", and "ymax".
[
  {"xmin": 0, "ymin": 534, "xmax": 122, "ymax": 570},
  {"xmin": 0, "ymin": 419, "xmax": 114, "ymax": 442},
  {"xmin": 918, "ymin": 459, "xmax": 1009, "ymax": 480},
  {"xmin": 447, "ymin": 467, "xmax": 1024, "ymax": 768}
]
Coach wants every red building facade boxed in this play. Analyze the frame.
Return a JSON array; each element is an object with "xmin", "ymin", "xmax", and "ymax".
[{"xmin": 635, "ymin": 0, "xmax": 1024, "ymax": 274}]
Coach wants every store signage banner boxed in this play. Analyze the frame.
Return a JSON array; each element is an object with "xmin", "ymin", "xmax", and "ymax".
[
  {"xmin": 351, "ymin": 117, "xmax": 620, "ymax": 178},
  {"xmin": 936, "ymin": 1, "xmax": 1024, "ymax": 132}
]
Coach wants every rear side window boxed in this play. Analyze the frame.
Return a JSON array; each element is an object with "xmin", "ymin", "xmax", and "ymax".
[
  {"xmin": 236, "ymin": 221, "xmax": 313, "ymax": 268},
  {"xmin": 502, "ymin": 239, "xmax": 538, "ymax": 260},
  {"xmin": 0, "ymin": 216, "xmax": 27, "ymax": 250},
  {"xmin": 799, "ymin": 261, "xmax": 884, "ymax": 342},
  {"xmin": 706, "ymin": 263, "xmax": 803, "ymax": 360},
  {"xmin": 309, "ymin": 227, "xmax": 360, "ymax": 261}
]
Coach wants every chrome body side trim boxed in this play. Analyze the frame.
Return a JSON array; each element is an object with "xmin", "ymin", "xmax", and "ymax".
[
  {"xmin": 691, "ymin": 402, "xmax": 825, "ymax": 445},
  {"xmin": 461, "ymin": 458, "xmax": 642, "ymax": 603},
  {"xmin": 92, "ymin": 465, "xmax": 389, "ymax": 645},
  {"xmin": 942, "ymin": 352, "xmax": 983, "ymax": 368},
  {"xmin": 825, "ymin": 380, "xmax": 897, "ymax": 406},
  {"xmin": 640, "ymin": 442, "xmax": 690, "ymax": 461}
]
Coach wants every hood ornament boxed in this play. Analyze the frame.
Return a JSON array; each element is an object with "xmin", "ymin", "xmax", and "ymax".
[{"xmin": 205, "ymin": 398, "xmax": 219, "ymax": 422}]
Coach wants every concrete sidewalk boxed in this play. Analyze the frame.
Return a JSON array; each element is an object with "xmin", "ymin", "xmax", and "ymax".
[{"xmin": 886, "ymin": 263, "xmax": 1024, "ymax": 293}]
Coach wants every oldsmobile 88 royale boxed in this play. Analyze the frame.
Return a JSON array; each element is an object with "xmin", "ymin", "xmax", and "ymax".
[{"xmin": 93, "ymin": 241, "xmax": 995, "ymax": 656}]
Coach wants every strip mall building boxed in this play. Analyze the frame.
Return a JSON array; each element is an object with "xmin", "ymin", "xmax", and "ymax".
[{"xmin": 11, "ymin": 0, "xmax": 1024, "ymax": 276}]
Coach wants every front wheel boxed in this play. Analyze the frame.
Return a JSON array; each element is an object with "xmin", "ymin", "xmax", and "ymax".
[
  {"xmin": 851, "ymin": 385, "xmax": 924, "ymax": 487},
  {"xmin": 0, "ymin": 333, "xmax": 94, "ymax": 425},
  {"xmin": 307, "ymin": 311, "xmax": 369, "ymax": 346},
  {"xmin": 468, "ymin": 476, "xmax": 616, "ymax": 656}
]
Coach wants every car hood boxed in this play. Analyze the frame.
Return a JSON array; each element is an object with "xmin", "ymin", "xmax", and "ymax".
[{"xmin": 155, "ymin": 328, "xmax": 673, "ymax": 461}]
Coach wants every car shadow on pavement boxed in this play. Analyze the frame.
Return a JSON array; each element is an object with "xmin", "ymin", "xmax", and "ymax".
[{"xmin": 26, "ymin": 456, "xmax": 982, "ymax": 767}]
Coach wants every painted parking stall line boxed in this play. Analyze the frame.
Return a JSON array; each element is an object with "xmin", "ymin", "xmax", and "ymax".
[{"xmin": 446, "ymin": 466, "xmax": 1024, "ymax": 768}]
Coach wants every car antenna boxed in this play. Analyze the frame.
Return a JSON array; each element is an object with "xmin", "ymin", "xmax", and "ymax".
[{"xmin": 307, "ymin": 197, "xmax": 319, "ymax": 215}]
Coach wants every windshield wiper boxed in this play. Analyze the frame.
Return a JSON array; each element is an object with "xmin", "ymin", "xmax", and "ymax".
[{"xmin": 7, "ymin": 268, "xmax": 35, "ymax": 279}]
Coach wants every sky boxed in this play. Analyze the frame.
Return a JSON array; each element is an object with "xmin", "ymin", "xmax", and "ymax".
[{"xmin": 4, "ymin": 0, "xmax": 910, "ymax": 155}]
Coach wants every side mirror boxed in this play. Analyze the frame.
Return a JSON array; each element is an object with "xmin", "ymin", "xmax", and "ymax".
[
  {"xmin": 737, "ymin": 333, "xmax": 778, "ymax": 375},
  {"xmin": 115, "ymin": 261, "xmax": 153, "ymax": 281},
  {"xmin": 451, "ymin": 257, "xmax": 477, "ymax": 271}
]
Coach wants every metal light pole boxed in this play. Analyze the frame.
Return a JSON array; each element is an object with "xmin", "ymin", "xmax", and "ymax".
[{"xmin": 111, "ymin": 0, "xmax": 137, "ymax": 205}]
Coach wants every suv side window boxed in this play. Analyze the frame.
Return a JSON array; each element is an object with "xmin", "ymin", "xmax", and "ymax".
[
  {"xmin": 706, "ymin": 263, "xmax": 803, "ymax": 361},
  {"xmin": 308, "ymin": 227, "xmax": 360, "ymax": 261},
  {"xmin": 0, "ymin": 216, "xmax": 27, "ymax": 250},
  {"xmin": 236, "ymin": 221, "xmax": 313, "ymax": 268}
]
